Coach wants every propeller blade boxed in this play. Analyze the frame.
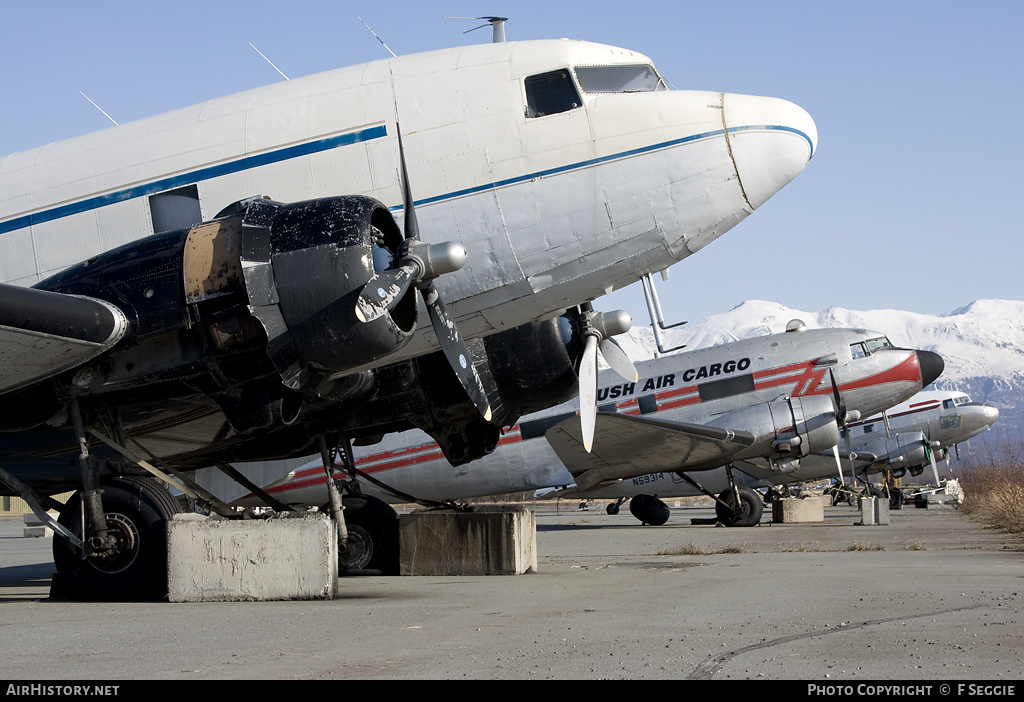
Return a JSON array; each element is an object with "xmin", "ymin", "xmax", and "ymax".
[
  {"xmin": 421, "ymin": 282, "xmax": 491, "ymax": 422},
  {"xmin": 832, "ymin": 445, "xmax": 845, "ymax": 484},
  {"xmin": 599, "ymin": 337, "xmax": 639, "ymax": 383},
  {"xmin": 829, "ymin": 369, "xmax": 848, "ymax": 422},
  {"xmin": 930, "ymin": 447, "xmax": 941, "ymax": 486},
  {"xmin": 355, "ymin": 266, "xmax": 415, "ymax": 323},
  {"xmin": 578, "ymin": 334, "xmax": 599, "ymax": 453},
  {"xmin": 389, "ymin": 121, "xmax": 491, "ymax": 422},
  {"xmin": 395, "ymin": 127, "xmax": 420, "ymax": 242}
]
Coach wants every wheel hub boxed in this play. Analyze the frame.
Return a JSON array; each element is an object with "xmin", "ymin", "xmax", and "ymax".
[
  {"xmin": 88, "ymin": 512, "xmax": 140, "ymax": 574},
  {"xmin": 340, "ymin": 524, "xmax": 374, "ymax": 571}
]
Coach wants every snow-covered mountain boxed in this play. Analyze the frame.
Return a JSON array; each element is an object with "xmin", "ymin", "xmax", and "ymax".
[{"xmin": 615, "ymin": 299, "xmax": 1024, "ymax": 456}]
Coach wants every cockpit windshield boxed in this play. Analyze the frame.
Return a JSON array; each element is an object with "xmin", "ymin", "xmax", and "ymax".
[
  {"xmin": 864, "ymin": 337, "xmax": 894, "ymax": 354},
  {"xmin": 943, "ymin": 395, "xmax": 973, "ymax": 409},
  {"xmin": 574, "ymin": 64, "xmax": 666, "ymax": 93}
]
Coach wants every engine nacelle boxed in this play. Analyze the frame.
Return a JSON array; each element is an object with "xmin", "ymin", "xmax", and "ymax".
[
  {"xmin": 238, "ymin": 196, "xmax": 415, "ymax": 384},
  {"xmin": 339, "ymin": 314, "xmax": 582, "ymax": 466},
  {"xmin": 854, "ymin": 431, "xmax": 930, "ymax": 474},
  {"xmin": 411, "ymin": 315, "xmax": 581, "ymax": 466},
  {"xmin": 32, "ymin": 196, "xmax": 414, "ymax": 436},
  {"xmin": 483, "ymin": 314, "xmax": 581, "ymax": 418},
  {"xmin": 710, "ymin": 395, "xmax": 840, "ymax": 463}
]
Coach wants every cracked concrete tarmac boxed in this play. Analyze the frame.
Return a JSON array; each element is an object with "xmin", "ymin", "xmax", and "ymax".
[{"xmin": 1, "ymin": 500, "xmax": 1021, "ymax": 680}]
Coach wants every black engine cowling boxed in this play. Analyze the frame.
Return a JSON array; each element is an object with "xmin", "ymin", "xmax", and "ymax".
[
  {"xmin": 236, "ymin": 197, "xmax": 416, "ymax": 384},
  {"xmin": 26, "ymin": 196, "xmax": 416, "ymax": 436},
  {"xmin": 333, "ymin": 314, "xmax": 583, "ymax": 466}
]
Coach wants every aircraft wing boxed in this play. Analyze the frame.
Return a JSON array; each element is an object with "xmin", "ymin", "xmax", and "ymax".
[
  {"xmin": 544, "ymin": 413, "xmax": 757, "ymax": 491},
  {"xmin": 0, "ymin": 283, "xmax": 129, "ymax": 395}
]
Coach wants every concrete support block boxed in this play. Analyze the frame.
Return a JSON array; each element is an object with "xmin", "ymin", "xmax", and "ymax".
[
  {"xmin": 167, "ymin": 512, "xmax": 336, "ymax": 602},
  {"xmin": 859, "ymin": 497, "xmax": 890, "ymax": 525},
  {"xmin": 399, "ymin": 505, "xmax": 537, "ymax": 576},
  {"xmin": 772, "ymin": 497, "xmax": 824, "ymax": 523},
  {"xmin": 23, "ymin": 512, "xmax": 55, "ymax": 538}
]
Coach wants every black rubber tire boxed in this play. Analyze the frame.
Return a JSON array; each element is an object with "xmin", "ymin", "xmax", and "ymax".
[
  {"xmin": 337, "ymin": 495, "xmax": 399, "ymax": 575},
  {"xmin": 715, "ymin": 486, "xmax": 763, "ymax": 527},
  {"xmin": 606, "ymin": 503, "xmax": 620, "ymax": 516},
  {"xmin": 52, "ymin": 476, "xmax": 181, "ymax": 600},
  {"xmin": 889, "ymin": 488, "xmax": 903, "ymax": 510},
  {"xmin": 628, "ymin": 495, "xmax": 670, "ymax": 526}
]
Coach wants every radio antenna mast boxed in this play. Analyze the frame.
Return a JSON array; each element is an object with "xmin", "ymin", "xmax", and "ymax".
[
  {"xmin": 444, "ymin": 16, "xmax": 508, "ymax": 43},
  {"xmin": 248, "ymin": 42, "xmax": 290, "ymax": 80},
  {"xmin": 358, "ymin": 17, "xmax": 397, "ymax": 57},
  {"xmin": 78, "ymin": 91, "xmax": 118, "ymax": 126}
]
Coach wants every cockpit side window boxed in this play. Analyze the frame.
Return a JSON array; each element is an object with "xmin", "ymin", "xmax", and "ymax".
[
  {"xmin": 524, "ymin": 69, "xmax": 581, "ymax": 118},
  {"xmin": 850, "ymin": 342, "xmax": 867, "ymax": 360},
  {"xmin": 574, "ymin": 64, "xmax": 666, "ymax": 93}
]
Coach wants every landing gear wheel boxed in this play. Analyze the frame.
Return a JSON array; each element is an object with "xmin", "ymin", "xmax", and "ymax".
[
  {"xmin": 52, "ymin": 475, "xmax": 181, "ymax": 600},
  {"xmin": 606, "ymin": 502, "xmax": 620, "ymax": 516},
  {"xmin": 715, "ymin": 486, "xmax": 763, "ymax": 527},
  {"xmin": 332, "ymin": 495, "xmax": 399, "ymax": 575},
  {"xmin": 889, "ymin": 488, "xmax": 903, "ymax": 510},
  {"xmin": 628, "ymin": 495, "xmax": 670, "ymax": 526}
]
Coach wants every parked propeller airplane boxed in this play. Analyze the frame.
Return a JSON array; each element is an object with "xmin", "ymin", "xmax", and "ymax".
[
  {"xmin": 555, "ymin": 387, "xmax": 997, "ymax": 524},
  {"xmin": 829, "ymin": 388, "xmax": 998, "ymax": 485},
  {"xmin": 0, "ymin": 38, "xmax": 817, "ymax": 597},
  {"xmin": 236, "ymin": 321, "xmax": 943, "ymax": 566}
]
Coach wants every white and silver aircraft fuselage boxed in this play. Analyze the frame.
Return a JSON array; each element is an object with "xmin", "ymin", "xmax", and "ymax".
[{"xmin": 1, "ymin": 40, "xmax": 815, "ymax": 366}]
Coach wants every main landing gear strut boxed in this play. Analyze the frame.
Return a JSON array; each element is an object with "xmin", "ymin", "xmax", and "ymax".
[
  {"xmin": 47, "ymin": 401, "xmax": 192, "ymax": 600},
  {"xmin": 674, "ymin": 465, "xmax": 763, "ymax": 527}
]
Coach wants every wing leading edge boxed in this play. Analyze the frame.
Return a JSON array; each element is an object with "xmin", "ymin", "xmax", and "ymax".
[
  {"xmin": 544, "ymin": 413, "xmax": 757, "ymax": 491},
  {"xmin": 0, "ymin": 283, "xmax": 129, "ymax": 395}
]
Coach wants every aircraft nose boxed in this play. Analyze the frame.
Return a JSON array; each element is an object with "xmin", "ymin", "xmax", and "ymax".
[
  {"xmin": 722, "ymin": 94, "xmax": 818, "ymax": 210},
  {"xmin": 983, "ymin": 404, "xmax": 1000, "ymax": 424},
  {"xmin": 916, "ymin": 350, "xmax": 944, "ymax": 388}
]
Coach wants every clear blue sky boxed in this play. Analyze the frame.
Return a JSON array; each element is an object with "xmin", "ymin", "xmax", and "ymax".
[{"xmin": 2, "ymin": 0, "xmax": 1020, "ymax": 328}]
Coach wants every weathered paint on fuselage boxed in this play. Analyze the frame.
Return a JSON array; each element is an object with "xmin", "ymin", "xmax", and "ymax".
[{"xmin": 0, "ymin": 40, "xmax": 815, "ymax": 369}]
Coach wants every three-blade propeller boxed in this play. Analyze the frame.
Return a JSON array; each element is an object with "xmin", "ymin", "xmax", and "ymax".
[
  {"xmin": 577, "ymin": 303, "xmax": 639, "ymax": 453},
  {"xmin": 354, "ymin": 125, "xmax": 492, "ymax": 422}
]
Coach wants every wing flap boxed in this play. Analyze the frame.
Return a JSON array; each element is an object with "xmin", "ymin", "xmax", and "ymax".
[{"xmin": 544, "ymin": 413, "xmax": 757, "ymax": 491}]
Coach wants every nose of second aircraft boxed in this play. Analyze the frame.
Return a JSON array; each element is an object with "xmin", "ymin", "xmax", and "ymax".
[
  {"xmin": 722, "ymin": 94, "xmax": 818, "ymax": 210},
  {"xmin": 916, "ymin": 350, "xmax": 945, "ymax": 388}
]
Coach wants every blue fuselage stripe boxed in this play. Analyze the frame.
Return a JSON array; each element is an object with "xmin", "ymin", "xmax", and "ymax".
[
  {"xmin": 0, "ymin": 125, "xmax": 388, "ymax": 236},
  {"xmin": 399, "ymin": 124, "xmax": 814, "ymax": 210},
  {"xmin": 0, "ymin": 123, "xmax": 812, "ymax": 235}
]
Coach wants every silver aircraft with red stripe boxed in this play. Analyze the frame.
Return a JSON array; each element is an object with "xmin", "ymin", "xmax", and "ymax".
[
  {"xmin": 238, "ymin": 321, "xmax": 943, "ymax": 528},
  {"xmin": 556, "ymin": 388, "xmax": 996, "ymax": 524}
]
